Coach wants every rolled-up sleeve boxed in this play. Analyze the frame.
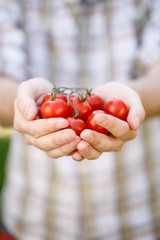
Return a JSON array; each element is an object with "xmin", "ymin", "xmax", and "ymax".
[
  {"xmin": 0, "ymin": 0, "xmax": 27, "ymax": 81},
  {"xmin": 138, "ymin": 0, "xmax": 160, "ymax": 68}
]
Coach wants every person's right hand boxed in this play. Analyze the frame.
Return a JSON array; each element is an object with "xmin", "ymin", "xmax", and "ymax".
[
  {"xmin": 71, "ymin": 81, "xmax": 145, "ymax": 161},
  {"xmin": 14, "ymin": 78, "xmax": 80, "ymax": 158}
]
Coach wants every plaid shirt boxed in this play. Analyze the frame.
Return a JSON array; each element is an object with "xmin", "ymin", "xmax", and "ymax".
[{"xmin": 1, "ymin": 0, "xmax": 160, "ymax": 239}]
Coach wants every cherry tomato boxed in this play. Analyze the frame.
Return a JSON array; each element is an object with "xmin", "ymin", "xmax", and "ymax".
[
  {"xmin": 68, "ymin": 96, "xmax": 92, "ymax": 121},
  {"xmin": 42, "ymin": 93, "xmax": 51, "ymax": 103},
  {"xmin": 104, "ymin": 98, "xmax": 129, "ymax": 121},
  {"xmin": 86, "ymin": 94, "xmax": 104, "ymax": 111},
  {"xmin": 69, "ymin": 94, "xmax": 76, "ymax": 100},
  {"xmin": 40, "ymin": 99, "xmax": 68, "ymax": 118},
  {"xmin": 86, "ymin": 110, "xmax": 109, "ymax": 135},
  {"xmin": 56, "ymin": 93, "xmax": 67, "ymax": 102},
  {"xmin": 42, "ymin": 93, "xmax": 67, "ymax": 104},
  {"xmin": 66, "ymin": 117, "xmax": 86, "ymax": 136}
]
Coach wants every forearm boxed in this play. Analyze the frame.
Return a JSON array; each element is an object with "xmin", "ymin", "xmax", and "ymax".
[
  {"xmin": 0, "ymin": 76, "xmax": 19, "ymax": 126},
  {"xmin": 129, "ymin": 62, "xmax": 160, "ymax": 119}
]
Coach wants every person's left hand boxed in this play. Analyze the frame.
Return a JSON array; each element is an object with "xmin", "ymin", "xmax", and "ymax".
[{"xmin": 71, "ymin": 81, "xmax": 145, "ymax": 161}]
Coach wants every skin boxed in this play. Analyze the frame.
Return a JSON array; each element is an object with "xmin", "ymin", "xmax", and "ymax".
[
  {"xmin": 75, "ymin": 62, "xmax": 160, "ymax": 161},
  {"xmin": 129, "ymin": 62, "xmax": 160, "ymax": 119},
  {"xmin": 0, "ymin": 77, "xmax": 19, "ymax": 126},
  {"xmin": 74, "ymin": 82, "xmax": 145, "ymax": 161},
  {"xmin": 0, "ymin": 62, "xmax": 160, "ymax": 161},
  {"xmin": 13, "ymin": 78, "xmax": 81, "ymax": 158}
]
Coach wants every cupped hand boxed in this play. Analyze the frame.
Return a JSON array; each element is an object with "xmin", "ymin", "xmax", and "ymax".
[
  {"xmin": 72, "ymin": 81, "xmax": 145, "ymax": 161},
  {"xmin": 14, "ymin": 78, "xmax": 80, "ymax": 158}
]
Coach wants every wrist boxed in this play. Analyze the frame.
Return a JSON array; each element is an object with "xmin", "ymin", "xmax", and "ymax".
[{"xmin": 128, "ymin": 65, "xmax": 160, "ymax": 119}]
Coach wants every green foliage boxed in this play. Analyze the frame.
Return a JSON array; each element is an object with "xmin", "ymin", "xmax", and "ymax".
[
  {"xmin": 0, "ymin": 138, "xmax": 10, "ymax": 220},
  {"xmin": 0, "ymin": 138, "xmax": 10, "ymax": 192}
]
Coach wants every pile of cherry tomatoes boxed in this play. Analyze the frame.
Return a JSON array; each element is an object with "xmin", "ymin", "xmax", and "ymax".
[{"xmin": 40, "ymin": 87, "xmax": 129, "ymax": 136}]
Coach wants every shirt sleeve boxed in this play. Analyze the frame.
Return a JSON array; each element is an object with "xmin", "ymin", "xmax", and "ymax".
[
  {"xmin": 0, "ymin": 0, "xmax": 27, "ymax": 81},
  {"xmin": 138, "ymin": 0, "xmax": 160, "ymax": 68}
]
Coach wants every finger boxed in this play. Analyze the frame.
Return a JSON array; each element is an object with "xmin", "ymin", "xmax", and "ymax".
[
  {"xmin": 80, "ymin": 129, "xmax": 123, "ymax": 152},
  {"xmin": 94, "ymin": 114, "xmax": 137, "ymax": 140},
  {"xmin": 14, "ymin": 107, "xmax": 69, "ymax": 138},
  {"xmin": 127, "ymin": 107, "xmax": 145, "ymax": 130},
  {"xmin": 93, "ymin": 82, "xmax": 145, "ymax": 130},
  {"xmin": 72, "ymin": 151, "xmax": 84, "ymax": 162},
  {"xmin": 16, "ymin": 78, "xmax": 53, "ymax": 120},
  {"xmin": 15, "ymin": 94, "xmax": 38, "ymax": 121},
  {"xmin": 122, "ymin": 90, "xmax": 145, "ymax": 130},
  {"xmin": 77, "ymin": 140, "xmax": 102, "ymax": 160},
  {"xmin": 23, "ymin": 129, "xmax": 77, "ymax": 151},
  {"xmin": 46, "ymin": 136, "xmax": 81, "ymax": 158}
]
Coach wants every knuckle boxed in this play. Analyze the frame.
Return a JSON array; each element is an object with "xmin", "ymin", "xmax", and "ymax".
[
  {"xmin": 115, "ymin": 141, "xmax": 123, "ymax": 152},
  {"xmin": 113, "ymin": 140, "xmax": 123, "ymax": 152},
  {"xmin": 23, "ymin": 137, "xmax": 30, "ymax": 145},
  {"xmin": 115, "ymin": 146, "xmax": 122, "ymax": 152},
  {"xmin": 34, "ymin": 138, "xmax": 51, "ymax": 151},
  {"xmin": 33, "ymin": 138, "xmax": 42, "ymax": 149},
  {"xmin": 29, "ymin": 125, "xmax": 37, "ymax": 137},
  {"xmin": 61, "ymin": 147, "xmax": 70, "ymax": 156},
  {"xmin": 46, "ymin": 151, "xmax": 58, "ymax": 159},
  {"xmin": 96, "ymin": 142, "xmax": 108, "ymax": 152},
  {"xmin": 129, "ymin": 131, "xmax": 137, "ymax": 140},
  {"xmin": 118, "ymin": 126, "xmax": 129, "ymax": 139},
  {"xmin": 88, "ymin": 154, "xmax": 101, "ymax": 160},
  {"xmin": 83, "ymin": 148, "xmax": 100, "ymax": 159},
  {"xmin": 13, "ymin": 121, "xmax": 20, "ymax": 131}
]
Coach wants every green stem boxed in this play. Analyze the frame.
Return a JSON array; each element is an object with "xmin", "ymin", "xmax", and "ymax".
[
  {"xmin": 66, "ymin": 94, "xmax": 79, "ymax": 119},
  {"xmin": 50, "ymin": 92, "xmax": 56, "ymax": 101},
  {"xmin": 86, "ymin": 88, "xmax": 93, "ymax": 95}
]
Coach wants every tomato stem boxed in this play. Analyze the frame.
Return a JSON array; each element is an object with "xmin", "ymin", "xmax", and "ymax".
[
  {"xmin": 86, "ymin": 88, "xmax": 93, "ymax": 95},
  {"xmin": 50, "ymin": 91, "xmax": 57, "ymax": 101},
  {"xmin": 66, "ymin": 94, "xmax": 79, "ymax": 119}
]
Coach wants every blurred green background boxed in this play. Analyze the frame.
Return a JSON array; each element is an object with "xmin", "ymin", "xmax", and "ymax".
[
  {"xmin": 0, "ymin": 127, "xmax": 11, "ymax": 220},
  {"xmin": 0, "ymin": 138, "xmax": 10, "ymax": 192}
]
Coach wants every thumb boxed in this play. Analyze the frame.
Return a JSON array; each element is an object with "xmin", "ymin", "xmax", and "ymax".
[
  {"xmin": 15, "ymin": 94, "xmax": 39, "ymax": 121},
  {"xmin": 127, "ymin": 106, "xmax": 145, "ymax": 130},
  {"xmin": 24, "ymin": 101, "xmax": 38, "ymax": 121},
  {"xmin": 16, "ymin": 78, "xmax": 53, "ymax": 121}
]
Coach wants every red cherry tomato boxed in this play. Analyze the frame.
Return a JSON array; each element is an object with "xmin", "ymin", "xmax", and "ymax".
[
  {"xmin": 40, "ymin": 99, "xmax": 68, "ymax": 118},
  {"xmin": 69, "ymin": 94, "xmax": 76, "ymax": 100},
  {"xmin": 66, "ymin": 117, "xmax": 86, "ymax": 136},
  {"xmin": 68, "ymin": 96, "xmax": 92, "ymax": 121},
  {"xmin": 56, "ymin": 93, "xmax": 67, "ymax": 103},
  {"xmin": 42, "ymin": 93, "xmax": 51, "ymax": 103},
  {"xmin": 86, "ymin": 110, "xmax": 109, "ymax": 135},
  {"xmin": 104, "ymin": 98, "xmax": 129, "ymax": 121},
  {"xmin": 86, "ymin": 94, "xmax": 104, "ymax": 111},
  {"xmin": 42, "ymin": 93, "xmax": 67, "ymax": 104}
]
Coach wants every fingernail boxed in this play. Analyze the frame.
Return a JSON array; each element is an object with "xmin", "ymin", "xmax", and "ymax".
[
  {"xmin": 56, "ymin": 121, "xmax": 68, "ymax": 129},
  {"xmin": 135, "ymin": 117, "xmax": 141, "ymax": 128},
  {"xmin": 73, "ymin": 154, "xmax": 83, "ymax": 161},
  {"xmin": 95, "ymin": 116, "xmax": 107, "ymax": 126},
  {"xmin": 25, "ymin": 106, "xmax": 35, "ymax": 120},
  {"xmin": 75, "ymin": 156, "xmax": 83, "ymax": 161}
]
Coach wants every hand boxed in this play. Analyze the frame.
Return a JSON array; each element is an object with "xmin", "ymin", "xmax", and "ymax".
[
  {"xmin": 14, "ymin": 78, "xmax": 80, "ymax": 158},
  {"xmin": 72, "ymin": 81, "xmax": 145, "ymax": 161}
]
